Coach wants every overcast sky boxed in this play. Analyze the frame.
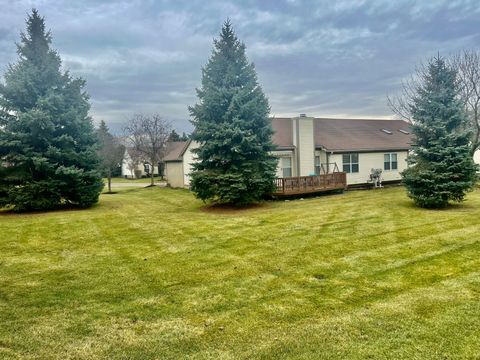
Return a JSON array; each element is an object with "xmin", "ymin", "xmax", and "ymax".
[{"xmin": 1, "ymin": 0, "xmax": 479, "ymax": 133}]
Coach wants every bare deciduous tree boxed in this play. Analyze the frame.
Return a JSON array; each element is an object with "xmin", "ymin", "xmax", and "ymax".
[
  {"xmin": 97, "ymin": 120, "xmax": 125, "ymax": 193},
  {"xmin": 124, "ymin": 114, "xmax": 171, "ymax": 186},
  {"xmin": 387, "ymin": 62, "xmax": 428, "ymax": 123},
  {"xmin": 451, "ymin": 50, "xmax": 480, "ymax": 155},
  {"xmin": 125, "ymin": 147, "xmax": 144, "ymax": 179},
  {"xmin": 388, "ymin": 50, "xmax": 480, "ymax": 155}
]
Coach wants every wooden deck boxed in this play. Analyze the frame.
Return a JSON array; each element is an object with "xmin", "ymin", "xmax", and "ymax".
[{"xmin": 273, "ymin": 172, "xmax": 347, "ymax": 196}]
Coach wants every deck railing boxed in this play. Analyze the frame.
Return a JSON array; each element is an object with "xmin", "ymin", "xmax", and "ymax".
[{"xmin": 273, "ymin": 172, "xmax": 347, "ymax": 196}]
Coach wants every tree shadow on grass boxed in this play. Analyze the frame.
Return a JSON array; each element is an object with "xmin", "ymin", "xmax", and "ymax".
[
  {"xmin": 200, "ymin": 202, "xmax": 271, "ymax": 214},
  {"xmin": 398, "ymin": 198, "xmax": 477, "ymax": 212},
  {"xmin": 0, "ymin": 203, "xmax": 97, "ymax": 216}
]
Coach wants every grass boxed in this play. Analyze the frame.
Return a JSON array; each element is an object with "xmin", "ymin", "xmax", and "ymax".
[
  {"xmin": 0, "ymin": 186, "xmax": 479, "ymax": 359},
  {"xmin": 104, "ymin": 177, "xmax": 164, "ymax": 183}
]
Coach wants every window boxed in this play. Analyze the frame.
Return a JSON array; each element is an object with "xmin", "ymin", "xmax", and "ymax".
[
  {"xmin": 143, "ymin": 163, "xmax": 151, "ymax": 174},
  {"xmin": 158, "ymin": 162, "xmax": 165, "ymax": 177},
  {"xmin": 342, "ymin": 153, "xmax": 359, "ymax": 173},
  {"xmin": 384, "ymin": 153, "xmax": 398, "ymax": 171},
  {"xmin": 314, "ymin": 156, "xmax": 321, "ymax": 175},
  {"xmin": 281, "ymin": 157, "xmax": 292, "ymax": 177}
]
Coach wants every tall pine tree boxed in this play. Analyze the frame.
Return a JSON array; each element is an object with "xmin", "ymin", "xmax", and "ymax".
[
  {"xmin": 0, "ymin": 10, "xmax": 103, "ymax": 211},
  {"xmin": 402, "ymin": 56, "xmax": 477, "ymax": 208},
  {"xmin": 189, "ymin": 20, "xmax": 277, "ymax": 205}
]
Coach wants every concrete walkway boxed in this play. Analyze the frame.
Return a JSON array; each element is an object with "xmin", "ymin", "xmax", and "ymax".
[{"xmin": 106, "ymin": 182, "xmax": 168, "ymax": 188}]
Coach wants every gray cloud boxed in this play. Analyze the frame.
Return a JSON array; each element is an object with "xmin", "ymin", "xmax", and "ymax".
[{"xmin": 1, "ymin": 0, "xmax": 479, "ymax": 134}]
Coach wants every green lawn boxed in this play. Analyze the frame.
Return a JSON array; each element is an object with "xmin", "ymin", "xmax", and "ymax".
[
  {"xmin": 1, "ymin": 187, "xmax": 479, "ymax": 359},
  {"xmin": 104, "ymin": 177, "xmax": 164, "ymax": 183}
]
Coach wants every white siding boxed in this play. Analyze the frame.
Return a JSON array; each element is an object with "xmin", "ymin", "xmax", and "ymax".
[
  {"xmin": 272, "ymin": 150, "xmax": 294, "ymax": 177},
  {"xmin": 315, "ymin": 150, "xmax": 327, "ymax": 165},
  {"xmin": 121, "ymin": 150, "xmax": 131, "ymax": 177},
  {"xmin": 121, "ymin": 150, "xmax": 154, "ymax": 178},
  {"xmin": 165, "ymin": 162, "xmax": 184, "ymax": 188},
  {"xmin": 314, "ymin": 149, "xmax": 328, "ymax": 174},
  {"xmin": 474, "ymin": 149, "xmax": 480, "ymax": 168},
  {"xmin": 182, "ymin": 141, "xmax": 199, "ymax": 187},
  {"xmin": 330, "ymin": 151, "xmax": 408, "ymax": 185},
  {"xmin": 297, "ymin": 117, "xmax": 315, "ymax": 176}
]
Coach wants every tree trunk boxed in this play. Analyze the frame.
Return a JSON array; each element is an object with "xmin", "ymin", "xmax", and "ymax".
[
  {"xmin": 470, "ymin": 143, "xmax": 479, "ymax": 157},
  {"xmin": 470, "ymin": 107, "xmax": 480, "ymax": 156},
  {"xmin": 150, "ymin": 163, "xmax": 155, "ymax": 186},
  {"xmin": 108, "ymin": 171, "xmax": 112, "ymax": 193}
]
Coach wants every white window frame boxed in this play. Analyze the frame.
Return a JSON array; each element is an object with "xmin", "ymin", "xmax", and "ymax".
[
  {"xmin": 342, "ymin": 153, "xmax": 359, "ymax": 173},
  {"xmin": 384, "ymin": 153, "xmax": 398, "ymax": 171},
  {"xmin": 281, "ymin": 157, "xmax": 292, "ymax": 178}
]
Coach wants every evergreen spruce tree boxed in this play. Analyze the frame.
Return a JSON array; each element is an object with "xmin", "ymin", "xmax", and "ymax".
[
  {"xmin": 0, "ymin": 10, "xmax": 103, "ymax": 211},
  {"xmin": 180, "ymin": 132, "xmax": 189, "ymax": 141},
  {"xmin": 189, "ymin": 20, "xmax": 277, "ymax": 205},
  {"xmin": 168, "ymin": 129, "xmax": 181, "ymax": 142},
  {"xmin": 402, "ymin": 56, "xmax": 478, "ymax": 208}
]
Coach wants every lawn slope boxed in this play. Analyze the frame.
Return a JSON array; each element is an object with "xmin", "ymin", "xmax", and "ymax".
[{"xmin": 0, "ymin": 187, "xmax": 479, "ymax": 359}]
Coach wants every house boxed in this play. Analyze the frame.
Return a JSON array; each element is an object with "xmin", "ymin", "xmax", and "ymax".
[
  {"xmin": 475, "ymin": 149, "xmax": 480, "ymax": 168},
  {"xmin": 163, "ymin": 115, "xmax": 414, "ymax": 191},
  {"xmin": 121, "ymin": 149, "xmax": 154, "ymax": 178},
  {"xmin": 162, "ymin": 141, "xmax": 190, "ymax": 187},
  {"xmin": 121, "ymin": 141, "xmax": 188, "ymax": 179}
]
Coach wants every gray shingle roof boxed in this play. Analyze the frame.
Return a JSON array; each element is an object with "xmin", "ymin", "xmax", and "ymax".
[
  {"xmin": 313, "ymin": 118, "xmax": 413, "ymax": 152},
  {"xmin": 272, "ymin": 117, "xmax": 413, "ymax": 152},
  {"xmin": 272, "ymin": 117, "xmax": 294, "ymax": 149},
  {"xmin": 163, "ymin": 141, "xmax": 189, "ymax": 162}
]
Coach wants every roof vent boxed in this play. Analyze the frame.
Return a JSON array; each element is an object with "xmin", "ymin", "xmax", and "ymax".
[
  {"xmin": 299, "ymin": 113, "xmax": 307, "ymax": 117},
  {"xmin": 399, "ymin": 129, "xmax": 410, "ymax": 135},
  {"xmin": 381, "ymin": 129, "xmax": 393, "ymax": 135}
]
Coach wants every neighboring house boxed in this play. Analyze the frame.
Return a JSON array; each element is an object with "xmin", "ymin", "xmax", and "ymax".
[
  {"xmin": 121, "ymin": 149, "xmax": 159, "ymax": 178},
  {"xmin": 474, "ymin": 149, "xmax": 480, "ymax": 169},
  {"xmin": 164, "ymin": 115, "xmax": 414, "ymax": 188},
  {"xmin": 162, "ymin": 141, "xmax": 190, "ymax": 187},
  {"xmin": 121, "ymin": 142, "xmax": 188, "ymax": 178}
]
